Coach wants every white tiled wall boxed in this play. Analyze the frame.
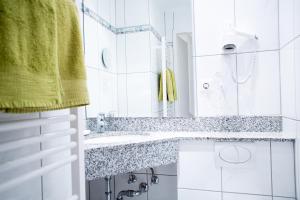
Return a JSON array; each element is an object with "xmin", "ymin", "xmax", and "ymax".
[
  {"xmin": 83, "ymin": 0, "xmax": 118, "ymax": 118},
  {"xmin": 222, "ymin": 142, "xmax": 272, "ymax": 195},
  {"xmin": 278, "ymin": 0, "xmax": 300, "ymax": 196},
  {"xmin": 195, "ymin": 55, "xmax": 238, "ymax": 116},
  {"xmin": 115, "ymin": 0, "xmax": 161, "ymax": 117},
  {"xmin": 238, "ymin": 51, "xmax": 281, "ymax": 115},
  {"xmin": 235, "ymin": 0, "xmax": 279, "ymax": 52},
  {"xmin": 193, "ymin": 0, "xmax": 281, "ymax": 117},
  {"xmin": 178, "ymin": 141, "xmax": 222, "ymax": 191},
  {"xmin": 193, "ymin": 0, "xmax": 235, "ymax": 57},
  {"xmin": 125, "ymin": 32, "xmax": 151, "ymax": 73},
  {"xmin": 178, "ymin": 141, "xmax": 296, "ymax": 200},
  {"xmin": 125, "ymin": 0, "xmax": 150, "ymax": 26}
]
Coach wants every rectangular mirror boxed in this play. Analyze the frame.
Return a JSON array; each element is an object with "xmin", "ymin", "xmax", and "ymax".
[{"xmin": 83, "ymin": 0, "xmax": 195, "ymax": 118}]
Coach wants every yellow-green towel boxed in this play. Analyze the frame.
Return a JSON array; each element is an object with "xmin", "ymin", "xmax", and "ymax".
[
  {"xmin": 159, "ymin": 68, "xmax": 177, "ymax": 103},
  {"xmin": 0, "ymin": 0, "xmax": 89, "ymax": 113}
]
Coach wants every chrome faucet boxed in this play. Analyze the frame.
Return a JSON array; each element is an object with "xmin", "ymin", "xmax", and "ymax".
[
  {"xmin": 97, "ymin": 113, "xmax": 106, "ymax": 133},
  {"xmin": 116, "ymin": 182, "xmax": 148, "ymax": 200}
]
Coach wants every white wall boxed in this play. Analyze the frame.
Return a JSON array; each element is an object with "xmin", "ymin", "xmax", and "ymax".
[
  {"xmin": 116, "ymin": 0, "xmax": 162, "ymax": 117},
  {"xmin": 278, "ymin": 0, "xmax": 300, "ymax": 197},
  {"xmin": 178, "ymin": 141, "xmax": 296, "ymax": 200},
  {"xmin": 193, "ymin": 0, "xmax": 281, "ymax": 117},
  {"xmin": 84, "ymin": 0, "xmax": 118, "ymax": 118}
]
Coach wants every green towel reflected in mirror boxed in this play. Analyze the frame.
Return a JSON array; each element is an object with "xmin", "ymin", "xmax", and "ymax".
[{"xmin": 159, "ymin": 68, "xmax": 177, "ymax": 103}]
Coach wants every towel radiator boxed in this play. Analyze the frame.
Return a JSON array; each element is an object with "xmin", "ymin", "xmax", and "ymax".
[{"xmin": 0, "ymin": 107, "xmax": 86, "ymax": 200}]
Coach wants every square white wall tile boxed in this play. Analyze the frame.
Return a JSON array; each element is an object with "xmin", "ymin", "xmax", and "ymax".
[
  {"xmin": 117, "ymin": 35, "xmax": 127, "ymax": 74},
  {"xmin": 282, "ymin": 117, "xmax": 297, "ymax": 138},
  {"xmin": 116, "ymin": 0, "xmax": 125, "ymax": 27},
  {"xmin": 236, "ymin": 0, "xmax": 279, "ymax": 52},
  {"xmin": 195, "ymin": 55, "xmax": 238, "ymax": 116},
  {"xmin": 150, "ymin": 73, "xmax": 160, "ymax": 114},
  {"xmin": 126, "ymin": 32, "xmax": 151, "ymax": 73},
  {"xmin": 193, "ymin": 0, "xmax": 235, "ymax": 56},
  {"xmin": 178, "ymin": 141, "xmax": 222, "ymax": 191},
  {"xmin": 150, "ymin": 34, "xmax": 161, "ymax": 74},
  {"xmin": 271, "ymin": 141, "xmax": 296, "ymax": 198},
  {"xmin": 125, "ymin": 0, "xmax": 149, "ymax": 26},
  {"xmin": 99, "ymin": 27, "xmax": 117, "ymax": 73},
  {"xmin": 84, "ymin": 0, "xmax": 98, "ymax": 13},
  {"xmin": 273, "ymin": 198, "xmax": 296, "ymax": 200},
  {"xmin": 98, "ymin": 0, "xmax": 116, "ymax": 25},
  {"xmin": 223, "ymin": 193, "xmax": 272, "ymax": 200},
  {"xmin": 295, "ymin": 38, "xmax": 300, "ymax": 120},
  {"xmin": 238, "ymin": 51, "xmax": 281, "ymax": 115},
  {"xmin": 222, "ymin": 141, "xmax": 272, "ymax": 195},
  {"xmin": 279, "ymin": 0, "xmax": 295, "ymax": 48},
  {"xmin": 117, "ymin": 74, "xmax": 128, "ymax": 117},
  {"xmin": 178, "ymin": 189, "xmax": 221, "ymax": 200},
  {"xmin": 115, "ymin": 173, "xmax": 148, "ymax": 200},
  {"xmin": 280, "ymin": 43, "xmax": 296, "ymax": 119},
  {"xmin": 296, "ymin": 122, "xmax": 300, "ymax": 199},
  {"xmin": 295, "ymin": 0, "xmax": 300, "ymax": 37},
  {"xmin": 84, "ymin": 15, "xmax": 100, "ymax": 68},
  {"xmin": 151, "ymin": 163, "xmax": 177, "ymax": 176},
  {"xmin": 127, "ymin": 73, "xmax": 152, "ymax": 117},
  {"xmin": 99, "ymin": 71, "xmax": 118, "ymax": 115},
  {"xmin": 147, "ymin": 175, "xmax": 177, "ymax": 200},
  {"xmin": 86, "ymin": 67, "xmax": 101, "ymax": 117}
]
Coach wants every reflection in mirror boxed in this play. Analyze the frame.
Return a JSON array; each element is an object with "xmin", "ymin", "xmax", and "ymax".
[{"xmin": 83, "ymin": 0, "xmax": 195, "ymax": 118}]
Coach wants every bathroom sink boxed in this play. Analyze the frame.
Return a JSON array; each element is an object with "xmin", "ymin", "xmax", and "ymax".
[{"xmin": 85, "ymin": 134, "xmax": 151, "ymax": 145}]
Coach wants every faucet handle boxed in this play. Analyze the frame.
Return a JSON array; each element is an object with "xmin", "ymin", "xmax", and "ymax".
[
  {"xmin": 139, "ymin": 182, "xmax": 148, "ymax": 193},
  {"xmin": 128, "ymin": 173, "xmax": 137, "ymax": 184}
]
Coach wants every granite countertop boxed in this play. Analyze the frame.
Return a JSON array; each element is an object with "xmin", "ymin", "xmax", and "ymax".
[{"xmin": 84, "ymin": 131, "xmax": 294, "ymax": 180}]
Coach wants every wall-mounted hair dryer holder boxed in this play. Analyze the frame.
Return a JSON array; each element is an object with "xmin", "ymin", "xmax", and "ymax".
[{"xmin": 222, "ymin": 23, "xmax": 258, "ymax": 51}]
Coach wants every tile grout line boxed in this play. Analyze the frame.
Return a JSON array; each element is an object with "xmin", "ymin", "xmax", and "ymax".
[
  {"xmin": 179, "ymin": 187, "xmax": 291, "ymax": 198},
  {"xmin": 235, "ymin": 53, "xmax": 240, "ymax": 116},
  {"xmin": 221, "ymin": 167, "xmax": 224, "ymax": 200},
  {"xmin": 191, "ymin": 0, "xmax": 199, "ymax": 116},
  {"xmin": 293, "ymin": 141, "xmax": 298, "ymax": 200},
  {"xmin": 270, "ymin": 140, "xmax": 274, "ymax": 200},
  {"xmin": 278, "ymin": 0, "xmax": 283, "ymax": 118},
  {"xmin": 193, "ymin": 48, "xmax": 280, "ymax": 58}
]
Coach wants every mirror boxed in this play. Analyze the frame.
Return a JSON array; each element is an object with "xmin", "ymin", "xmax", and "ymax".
[{"xmin": 83, "ymin": 0, "xmax": 194, "ymax": 118}]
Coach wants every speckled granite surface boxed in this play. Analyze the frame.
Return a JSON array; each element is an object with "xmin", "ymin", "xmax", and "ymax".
[
  {"xmin": 87, "ymin": 116, "xmax": 282, "ymax": 133},
  {"xmin": 85, "ymin": 139, "xmax": 179, "ymax": 180},
  {"xmin": 84, "ymin": 130, "xmax": 292, "ymax": 180}
]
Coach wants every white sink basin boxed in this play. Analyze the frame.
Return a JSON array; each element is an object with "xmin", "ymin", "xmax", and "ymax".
[{"xmin": 85, "ymin": 134, "xmax": 151, "ymax": 145}]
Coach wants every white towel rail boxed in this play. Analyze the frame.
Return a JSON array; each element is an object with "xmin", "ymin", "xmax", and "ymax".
[
  {"xmin": 0, "ymin": 114, "xmax": 76, "ymax": 133},
  {"xmin": 0, "ymin": 109, "xmax": 86, "ymax": 199},
  {"xmin": 0, "ymin": 142, "xmax": 77, "ymax": 173},
  {"xmin": 0, "ymin": 155, "xmax": 78, "ymax": 193},
  {"xmin": 0, "ymin": 128, "xmax": 76, "ymax": 152}
]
